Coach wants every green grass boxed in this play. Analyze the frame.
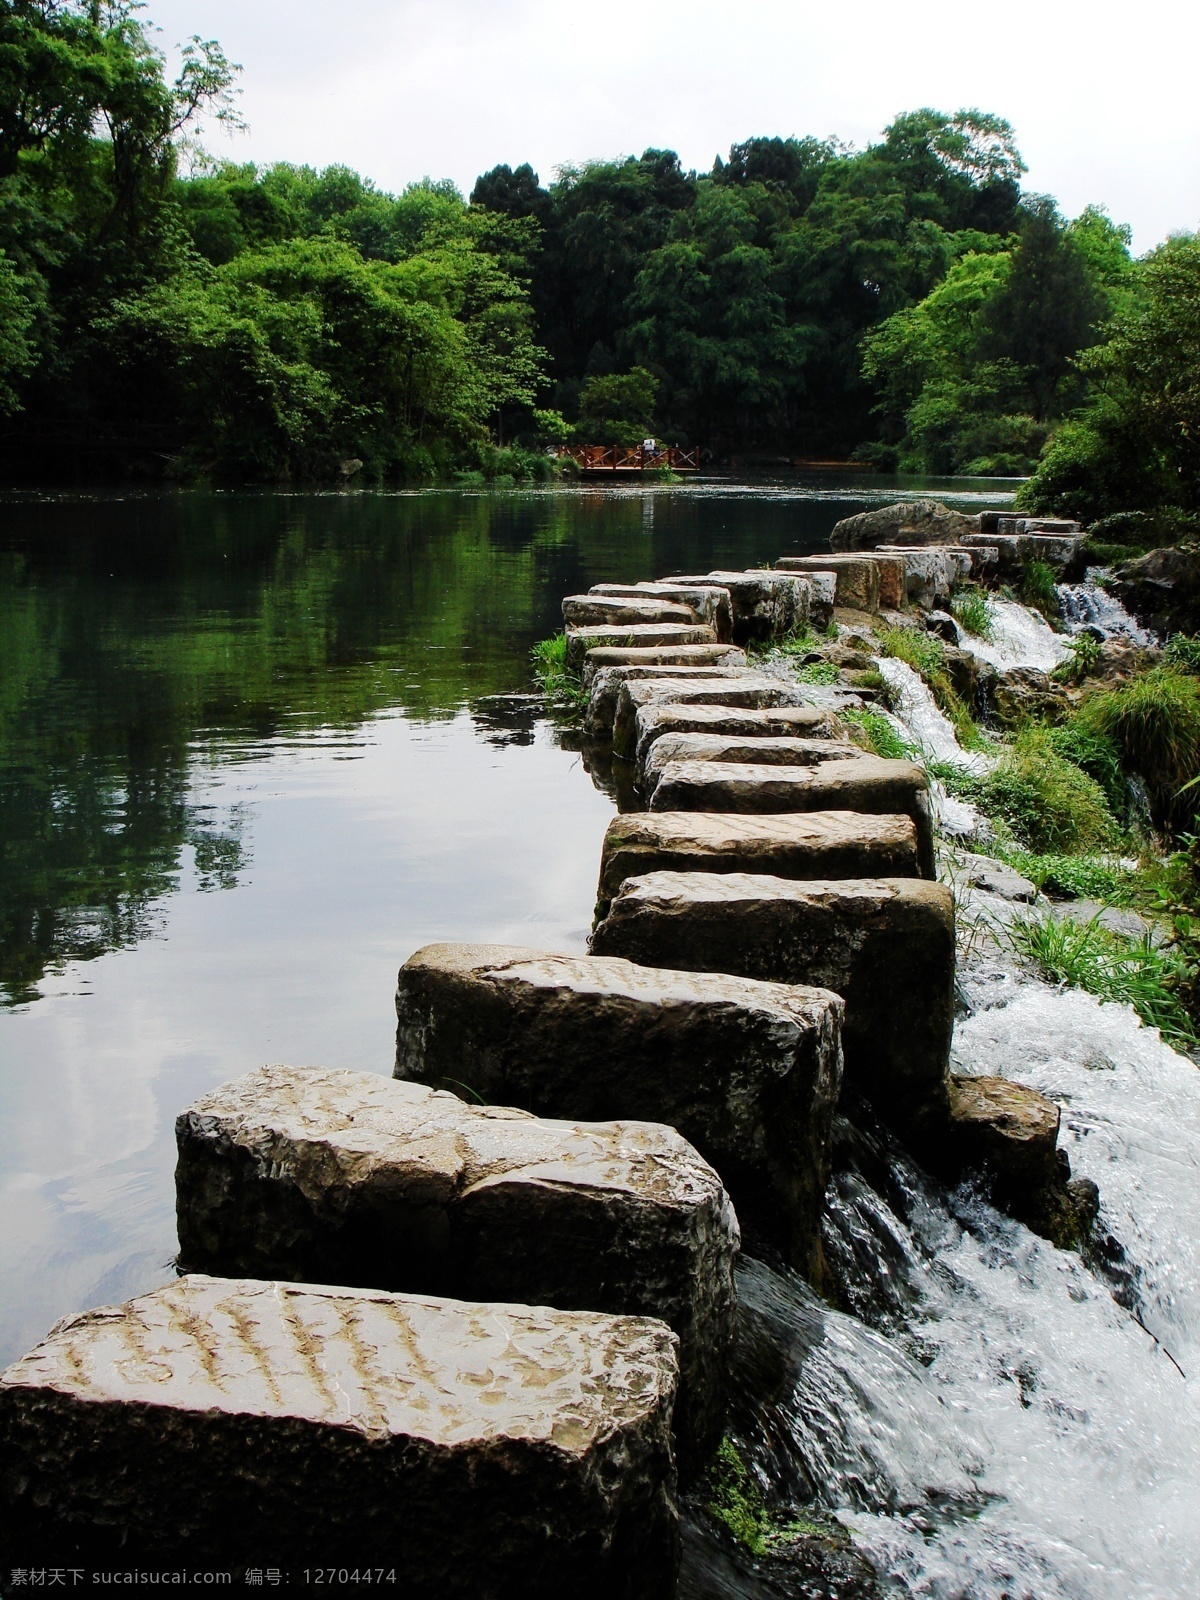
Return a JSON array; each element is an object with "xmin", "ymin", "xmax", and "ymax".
[
  {"xmin": 1008, "ymin": 913, "xmax": 1197, "ymax": 1047},
  {"xmin": 950, "ymin": 587, "xmax": 996, "ymax": 641},
  {"xmin": 1076, "ymin": 667, "xmax": 1200, "ymax": 828},
  {"xmin": 941, "ymin": 724, "xmax": 1120, "ymax": 853},
  {"xmin": 530, "ymin": 632, "xmax": 587, "ymax": 710},
  {"xmin": 793, "ymin": 660, "xmax": 841, "ymax": 685},
  {"xmin": 997, "ymin": 846, "xmax": 1136, "ymax": 903},
  {"xmin": 841, "ymin": 708, "xmax": 919, "ymax": 760},
  {"xmin": 1021, "ymin": 558, "xmax": 1061, "ymax": 622},
  {"xmin": 1165, "ymin": 634, "xmax": 1200, "ymax": 674},
  {"xmin": 1052, "ymin": 633, "xmax": 1102, "ymax": 684}
]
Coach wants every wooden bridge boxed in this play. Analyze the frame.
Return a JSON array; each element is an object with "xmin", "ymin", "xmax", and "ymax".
[{"xmin": 556, "ymin": 444, "xmax": 701, "ymax": 477}]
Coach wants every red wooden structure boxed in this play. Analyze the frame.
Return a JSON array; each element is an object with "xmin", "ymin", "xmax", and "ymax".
[{"xmin": 555, "ymin": 444, "xmax": 700, "ymax": 475}]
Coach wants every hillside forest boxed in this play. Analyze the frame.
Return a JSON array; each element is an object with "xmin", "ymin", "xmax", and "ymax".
[{"xmin": 1, "ymin": 0, "xmax": 1198, "ymax": 529}]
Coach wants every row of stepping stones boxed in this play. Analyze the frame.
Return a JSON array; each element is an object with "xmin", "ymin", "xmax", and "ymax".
[{"xmin": 0, "ymin": 557, "xmax": 1090, "ymax": 1593}]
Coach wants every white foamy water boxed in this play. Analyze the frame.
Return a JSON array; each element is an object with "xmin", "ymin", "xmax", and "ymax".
[
  {"xmin": 958, "ymin": 598, "xmax": 1072, "ymax": 673},
  {"xmin": 1059, "ymin": 578, "xmax": 1157, "ymax": 647},
  {"xmin": 808, "ymin": 987, "xmax": 1200, "ymax": 1600}
]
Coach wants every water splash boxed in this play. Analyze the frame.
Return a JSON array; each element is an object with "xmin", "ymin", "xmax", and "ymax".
[
  {"xmin": 958, "ymin": 599, "xmax": 1071, "ymax": 674},
  {"xmin": 1059, "ymin": 578, "xmax": 1156, "ymax": 647},
  {"xmin": 717, "ymin": 987, "xmax": 1200, "ymax": 1600}
]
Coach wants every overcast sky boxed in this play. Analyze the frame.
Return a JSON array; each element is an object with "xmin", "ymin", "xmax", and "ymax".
[{"xmin": 145, "ymin": 0, "xmax": 1199, "ymax": 253}]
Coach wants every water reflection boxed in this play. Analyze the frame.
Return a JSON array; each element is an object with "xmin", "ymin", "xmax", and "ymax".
[{"xmin": 0, "ymin": 477, "xmax": 1012, "ymax": 1361}]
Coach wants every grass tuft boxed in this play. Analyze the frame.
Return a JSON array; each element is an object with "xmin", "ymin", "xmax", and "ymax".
[
  {"xmin": 951, "ymin": 587, "xmax": 996, "ymax": 641},
  {"xmin": 1021, "ymin": 559, "xmax": 1061, "ymax": 622},
  {"xmin": 530, "ymin": 633, "xmax": 587, "ymax": 711},
  {"xmin": 1076, "ymin": 667, "xmax": 1200, "ymax": 829},
  {"xmin": 997, "ymin": 846, "xmax": 1135, "ymax": 903},
  {"xmin": 1053, "ymin": 633, "xmax": 1102, "ymax": 684},
  {"xmin": 1165, "ymin": 634, "xmax": 1200, "ymax": 674},
  {"xmin": 841, "ymin": 708, "xmax": 919, "ymax": 761},
  {"xmin": 941, "ymin": 724, "xmax": 1120, "ymax": 852},
  {"xmin": 1009, "ymin": 913, "xmax": 1197, "ymax": 1047}
]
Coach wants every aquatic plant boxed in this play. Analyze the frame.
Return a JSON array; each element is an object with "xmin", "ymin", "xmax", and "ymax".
[
  {"xmin": 530, "ymin": 633, "xmax": 586, "ymax": 710},
  {"xmin": 950, "ymin": 587, "xmax": 996, "ymax": 641},
  {"xmin": 840, "ymin": 709, "xmax": 918, "ymax": 761},
  {"xmin": 1008, "ymin": 913, "xmax": 1197, "ymax": 1048},
  {"xmin": 1076, "ymin": 667, "xmax": 1200, "ymax": 828},
  {"xmin": 1021, "ymin": 559, "xmax": 1062, "ymax": 622},
  {"xmin": 704, "ymin": 1440, "xmax": 827, "ymax": 1557}
]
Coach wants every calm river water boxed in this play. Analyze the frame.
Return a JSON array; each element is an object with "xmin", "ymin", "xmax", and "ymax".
[{"xmin": 0, "ymin": 477, "xmax": 1013, "ymax": 1367}]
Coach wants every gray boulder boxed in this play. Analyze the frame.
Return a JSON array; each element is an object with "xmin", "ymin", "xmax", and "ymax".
[
  {"xmin": 0, "ymin": 1275, "xmax": 681, "ymax": 1591},
  {"xmin": 176, "ymin": 1065, "xmax": 738, "ymax": 1467},
  {"xmin": 596, "ymin": 810, "xmax": 921, "ymax": 917},
  {"xmin": 591, "ymin": 873, "xmax": 955, "ymax": 1142},
  {"xmin": 395, "ymin": 945, "xmax": 843, "ymax": 1277},
  {"xmin": 1109, "ymin": 545, "xmax": 1200, "ymax": 636},
  {"xmin": 646, "ymin": 755, "xmax": 935, "ymax": 878},
  {"xmin": 829, "ymin": 500, "xmax": 978, "ymax": 551}
]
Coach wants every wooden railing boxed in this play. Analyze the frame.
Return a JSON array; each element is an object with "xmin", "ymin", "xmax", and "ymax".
[{"xmin": 555, "ymin": 444, "xmax": 700, "ymax": 472}]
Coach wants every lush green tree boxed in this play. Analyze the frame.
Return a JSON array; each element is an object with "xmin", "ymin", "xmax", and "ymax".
[{"xmin": 574, "ymin": 367, "xmax": 659, "ymax": 444}]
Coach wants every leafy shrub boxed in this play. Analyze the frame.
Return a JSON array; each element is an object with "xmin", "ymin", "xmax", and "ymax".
[
  {"xmin": 951, "ymin": 725, "xmax": 1119, "ymax": 852},
  {"xmin": 951, "ymin": 587, "xmax": 996, "ymax": 640},
  {"xmin": 1052, "ymin": 633, "xmax": 1101, "ymax": 685},
  {"xmin": 1076, "ymin": 667, "xmax": 1200, "ymax": 829},
  {"xmin": 1089, "ymin": 508, "xmax": 1200, "ymax": 549},
  {"xmin": 791, "ymin": 660, "xmax": 841, "ymax": 685},
  {"xmin": 1009, "ymin": 914, "xmax": 1196, "ymax": 1047}
]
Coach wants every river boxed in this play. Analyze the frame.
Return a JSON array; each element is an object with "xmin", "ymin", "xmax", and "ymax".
[{"xmin": 6, "ymin": 476, "xmax": 1196, "ymax": 1598}]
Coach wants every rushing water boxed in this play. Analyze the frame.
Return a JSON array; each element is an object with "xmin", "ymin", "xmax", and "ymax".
[{"xmin": 7, "ymin": 478, "xmax": 1198, "ymax": 1598}]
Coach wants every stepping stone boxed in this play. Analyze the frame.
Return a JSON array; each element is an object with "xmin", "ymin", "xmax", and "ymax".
[
  {"xmin": 873, "ymin": 546, "xmax": 964, "ymax": 608},
  {"xmin": 775, "ymin": 553, "xmax": 907, "ymax": 612},
  {"xmin": 176, "ymin": 1065, "xmax": 737, "ymax": 1467},
  {"xmin": 641, "ymin": 733, "xmax": 865, "ymax": 797},
  {"xmin": 395, "ymin": 945, "xmax": 843, "ymax": 1276},
  {"xmin": 632, "ymin": 702, "xmax": 843, "ymax": 770},
  {"xmin": 585, "ymin": 664, "xmax": 757, "ymax": 740},
  {"xmin": 959, "ymin": 531, "xmax": 1032, "ymax": 578},
  {"xmin": 646, "ymin": 756, "xmax": 935, "ymax": 878},
  {"xmin": 612, "ymin": 676, "xmax": 812, "ymax": 759},
  {"xmin": 590, "ymin": 583, "xmax": 734, "ymax": 642},
  {"xmin": 581, "ymin": 643, "xmax": 747, "ymax": 686},
  {"xmin": 591, "ymin": 873, "xmax": 955, "ymax": 1141},
  {"xmin": 0, "ymin": 1275, "xmax": 680, "ymax": 1589},
  {"xmin": 563, "ymin": 594, "xmax": 696, "ymax": 629},
  {"xmin": 946, "ymin": 1073, "xmax": 1061, "ymax": 1192},
  {"xmin": 595, "ymin": 810, "xmax": 921, "ymax": 918},
  {"xmin": 670, "ymin": 570, "xmax": 812, "ymax": 641},
  {"xmin": 566, "ymin": 623, "xmax": 717, "ymax": 672}
]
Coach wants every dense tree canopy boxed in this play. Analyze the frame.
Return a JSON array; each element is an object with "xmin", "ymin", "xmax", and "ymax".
[{"xmin": 0, "ymin": 3, "xmax": 1163, "ymax": 494}]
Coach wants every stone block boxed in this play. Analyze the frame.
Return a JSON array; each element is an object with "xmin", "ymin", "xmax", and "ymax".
[
  {"xmin": 669, "ymin": 570, "xmax": 811, "ymax": 642},
  {"xmin": 565, "ymin": 624, "xmax": 717, "ymax": 672},
  {"xmin": 395, "ymin": 945, "xmax": 843, "ymax": 1276},
  {"xmin": 946, "ymin": 1073, "xmax": 1061, "ymax": 1193},
  {"xmin": 176, "ymin": 1065, "xmax": 736, "ymax": 1466},
  {"xmin": 595, "ymin": 810, "xmax": 920, "ymax": 917},
  {"xmin": 585, "ymin": 664, "xmax": 755, "ymax": 740},
  {"xmin": 591, "ymin": 873, "xmax": 955, "ymax": 1140},
  {"xmin": 590, "ymin": 584, "xmax": 734, "ymax": 643},
  {"xmin": 959, "ymin": 531, "xmax": 1032, "ymax": 578},
  {"xmin": 563, "ymin": 594, "xmax": 696, "ymax": 629},
  {"xmin": 612, "ymin": 675, "xmax": 811, "ymax": 759},
  {"xmin": 0, "ymin": 1275, "xmax": 680, "ymax": 1590},
  {"xmin": 632, "ymin": 703, "xmax": 844, "ymax": 770},
  {"xmin": 775, "ymin": 553, "xmax": 906, "ymax": 612},
  {"xmin": 580, "ymin": 644, "xmax": 747, "ymax": 687},
  {"xmin": 641, "ymin": 733, "xmax": 865, "ymax": 797},
  {"xmin": 646, "ymin": 756, "xmax": 935, "ymax": 878}
]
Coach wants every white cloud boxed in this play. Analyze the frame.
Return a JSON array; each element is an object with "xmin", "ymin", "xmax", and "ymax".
[{"xmin": 149, "ymin": 0, "xmax": 1200, "ymax": 251}]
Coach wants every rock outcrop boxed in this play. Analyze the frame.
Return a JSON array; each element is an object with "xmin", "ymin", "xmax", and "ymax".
[
  {"xmin": 0, "ymin": 1275, "xmax": 681, "ymax": 1591},
  {"xmin": 176, "ymin": 1065, "xmax": 739, "ymax": 1466},
  {"xmin": 591, "ymin": 873, "xmax": 955, "ymax": 1143},
  {"xmin": 1109, "ymin": 544, "xmax": 1200, "ymax": 636},
  {"xmin": 595, "ymin": 810, "xmax": 921, "ymax": 917},
  {"xmin": 394, "ymin": 944, "xmax": 843, "ymax": 1275},
  {"xmin": 829, "ymin": 500, "xmax": 978, "ymax": 551}
]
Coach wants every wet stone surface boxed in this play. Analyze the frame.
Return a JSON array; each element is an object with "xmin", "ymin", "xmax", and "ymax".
[
  {"xmin": 395, "ymin": 944, "xmax": 843, "ymax": 1277},
  {"xmin": 176, "ymin": 1064, "xmax": 738, "ymax": 1467},
  {"xmin": 0, "ymin": 1275, "xmax": 681, "ymax": 1592}
]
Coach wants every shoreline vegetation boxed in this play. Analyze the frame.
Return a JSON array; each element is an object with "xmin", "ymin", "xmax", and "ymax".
[{"xmin": 0, "ymin": 1, "xmax": 1191, "ymax": 544}]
